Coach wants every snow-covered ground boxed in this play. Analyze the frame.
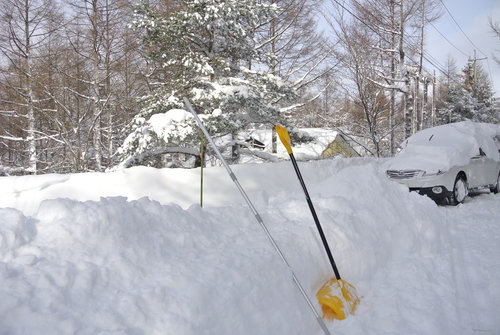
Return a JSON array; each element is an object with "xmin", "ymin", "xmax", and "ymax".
[{"xmin": 1, "ymin": 157, "xmax": 499, "ymax": 334}]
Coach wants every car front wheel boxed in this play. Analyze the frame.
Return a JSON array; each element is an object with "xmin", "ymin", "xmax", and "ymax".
[
  {"xmin": 449, "ymin": 175, "xmax": 467, "ymax": 205},
  {"xmin": 490, "ymin": 173, "xmax": 500, "ymax": 194}
]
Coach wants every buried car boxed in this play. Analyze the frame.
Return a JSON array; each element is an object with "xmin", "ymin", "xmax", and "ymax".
[{"xmin": 383, "ymin": 121, "xmax": 500, "ymax": 205}]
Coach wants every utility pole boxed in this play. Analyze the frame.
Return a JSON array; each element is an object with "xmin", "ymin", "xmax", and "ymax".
[
  {"xmin": 399, "ymin": 0, "xmax": 413, "ymax": 139},
  {"xmin": 423, "ymin": 76, "xmax": 428, "ymax": 129},
  {"xmin": 472, "ymin": 50, "xmax": 487, "ymax": 96},
  {"xmin": 432, "ymin": 69, "xmax": 436, "ymax": 127}
]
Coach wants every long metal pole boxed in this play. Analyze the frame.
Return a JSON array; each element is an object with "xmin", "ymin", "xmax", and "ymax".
[
  {"xmin": 183, "ymin": 98, "xmax": 331, "ymax": 335},
  {"xmin": 200, "ymin": 132, "xmax": 205, "ymax": 207}
]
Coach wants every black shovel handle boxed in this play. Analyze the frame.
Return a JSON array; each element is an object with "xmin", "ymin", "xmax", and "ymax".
[
  {"xmin": 289, "ymin": 153, "xmax": 342, "ymax": 280},
  {"xmin": 276, "ymin": 125, "xmax": 341, "ymax": 280}
]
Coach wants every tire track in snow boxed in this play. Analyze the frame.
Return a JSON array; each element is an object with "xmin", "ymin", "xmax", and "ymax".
[{"xmin": 443, "ymin": 192, "xmax": 500, "ymax": 334}]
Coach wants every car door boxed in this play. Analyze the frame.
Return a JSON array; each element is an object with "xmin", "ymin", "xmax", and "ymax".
[
  {"xmin": 481, "ymin": 149, "xmax": 499, "ymax": 185},
  {"xmin": 468, "ymin": 149, "xmax": 486, "ymax": 187}
]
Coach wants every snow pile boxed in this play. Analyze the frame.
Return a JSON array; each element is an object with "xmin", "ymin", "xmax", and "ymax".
[{"xmin": 1, "ymin": 158, "xmax": 500, "ymax": 334}]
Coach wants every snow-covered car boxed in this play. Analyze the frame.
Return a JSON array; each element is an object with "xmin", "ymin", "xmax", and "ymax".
[{"xmin": 383, "ymin": 121, "xmax": 500, "ymax": 205}]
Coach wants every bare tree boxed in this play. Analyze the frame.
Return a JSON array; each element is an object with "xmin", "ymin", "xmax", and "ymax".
[
  {"xmin": 64, "ymin": 0, "xmax": 144, "ymax": 171},
  {"xmin": 1, "ymin": 0, "xmax": 426, "ymax": 172},
  {"xmin": 489, "ymin": 16, "xmax": 500, "ymax": 68},
  {"xmin": 328, "ymin": 9, "xmax": 393, "ymax": 156},
  {"xmin": 408, "ymin": 0, "xmax": 442, "ymax": 131},
  {"xmin": 254, "ymin": 0, "xmax": 335, "ymax": 151},
  {"xmin": 0, "ymin": 0, "xmax": 62, "ymax": 173},
  {"xmin": 323, "ymin": 0, "xmax": 442, "ymax": 156},
  {"xmin": 0, "ymin": 0, "xmax": 148, "ymax": 174}
]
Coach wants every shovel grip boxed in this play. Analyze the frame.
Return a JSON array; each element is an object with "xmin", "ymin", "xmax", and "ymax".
[{"xmin": 276, "ymin": 125, "xmax": 293, "ymax": 154}]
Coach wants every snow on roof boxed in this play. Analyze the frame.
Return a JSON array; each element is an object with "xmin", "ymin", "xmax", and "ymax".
[{"xmin": 384, "ymin": 121, "xmax": 500, "ymax": 173}]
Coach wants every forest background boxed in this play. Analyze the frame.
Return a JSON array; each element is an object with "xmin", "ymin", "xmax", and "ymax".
[{"xmin": 2, "ymin": 0, "xmax": 500, "ymax": 175}]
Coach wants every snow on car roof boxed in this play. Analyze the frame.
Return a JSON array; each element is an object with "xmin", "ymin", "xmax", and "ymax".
[{"xmin": 384, "ymin": 121, "xmax": 500, "ymax": 173}]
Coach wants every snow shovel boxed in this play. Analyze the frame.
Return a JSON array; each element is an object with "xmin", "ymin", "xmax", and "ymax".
[
  {"xmin": 184, "ymin": 98, "xmax": 333, "ymax": 335},
  {"xmin": 276, "ymin": 125, "xmax": 359, "ymax": 320}
]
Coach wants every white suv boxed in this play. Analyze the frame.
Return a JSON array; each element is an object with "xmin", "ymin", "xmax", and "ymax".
[{"xmin": 383, "ymin": 121, "xmax": 500, "ymax": 205}]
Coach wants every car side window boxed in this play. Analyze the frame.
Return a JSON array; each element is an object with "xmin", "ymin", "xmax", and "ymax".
[
  {"xmin": 494, "ymin": 135, "xmax": 500, "ymax": 154},
  {"xmin": 472, "ymin": 148, "xmax": 486, "ymax": 159}
]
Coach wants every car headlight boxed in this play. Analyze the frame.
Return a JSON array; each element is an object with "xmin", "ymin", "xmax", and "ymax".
[{"xmin": 423, "ymin": 170, "xmax": 445, "ymax": 177}]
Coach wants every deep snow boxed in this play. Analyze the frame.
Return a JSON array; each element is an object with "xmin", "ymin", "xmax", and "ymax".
[{"xmin": 1, "ymin": 157, "xmax": 499, "ymax": 334}]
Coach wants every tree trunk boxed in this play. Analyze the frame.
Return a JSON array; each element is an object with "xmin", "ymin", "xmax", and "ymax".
[
  {"xmin": 24, "ymin": 0, "xmax": 37, "ymax": 173},
  {"xmin": 91, "ymin": 0, "xmax": 103, "ymax": 171}
]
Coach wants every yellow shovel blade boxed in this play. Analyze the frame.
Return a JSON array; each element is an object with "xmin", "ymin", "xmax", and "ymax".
[
  {"xmin": 317, "ymin": 278, "xmax": 359, "ymax": 320},
  {"xmin": 276, "ymin": 125, "xmax": 293, "ymax": 154}
]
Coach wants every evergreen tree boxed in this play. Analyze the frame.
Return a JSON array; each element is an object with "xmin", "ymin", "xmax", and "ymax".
[
  {"xmin": 438, "ymin": 60, "xmax": 499, "ymax": 124},
  {"xmin": 119, "ymin": 0, "xmax": 296, "ymax": 167},
  {"xmin": 439, "ymin": 84, "xmax": 475, "ymax": 123}
]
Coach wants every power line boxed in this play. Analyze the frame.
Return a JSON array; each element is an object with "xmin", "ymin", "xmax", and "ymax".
[
  {"xmin": 438, "ymin": 0, "xmax": 487, "ymax": 57},
  {"xmin": 329, "ymin": 0, "xmax": 471, "ymax": 88},
  {"xmin": 369, "ymin": 9, "xmax": 451, "ymax": 80},
  {"xmin": 429, "ymin": 22, "xmax": 469, "ymax": 57},
  {"xmin": 338, "ymin": 0, "xmax": 450, "ymax": 78},
  {"xmin": 329, "ymin": 0, "xmax": 381, "ymax": 36},
  {"xmin": 433, "ymin": 1, "xmax": 497, "ymax": 89}
]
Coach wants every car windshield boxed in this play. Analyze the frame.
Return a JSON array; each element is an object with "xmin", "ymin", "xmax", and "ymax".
[{"xmin": 384, "ymin": 121, "xmax": 500, "ymax": 173}]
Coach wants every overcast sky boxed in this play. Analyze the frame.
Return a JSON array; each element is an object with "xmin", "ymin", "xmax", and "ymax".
[{"xmin": 426, "ymin": 0, "xmax": 500, "ymax": 94}]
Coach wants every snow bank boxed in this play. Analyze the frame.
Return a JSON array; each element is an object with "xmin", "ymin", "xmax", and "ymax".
[
  {"xmin": 0, "ymin": 158, "xmax": 499, "ymax": 334},
  {"xmin": 0, "ymin": 158, "xmax": 375, "ymax": 216}
]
